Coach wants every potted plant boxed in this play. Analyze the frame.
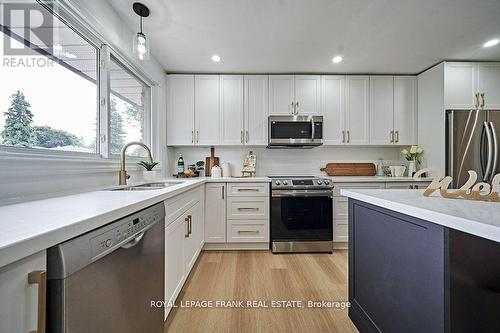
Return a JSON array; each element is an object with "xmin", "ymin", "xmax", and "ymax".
[
  {"xmin": 401, "ymin": 145, "xmax": 423, "ymax": 176},
  {"xmin": 138, "ymin": 160, "xmax": 159, "ymax": 181},
  {"xmin": 187, "ymin": 161, "xmax": 205, "ymax": 177}
]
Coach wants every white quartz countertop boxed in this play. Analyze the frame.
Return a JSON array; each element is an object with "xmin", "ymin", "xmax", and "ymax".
[
  {"xmin": 0, "ymin": 176, "xmax": 275, "ymax": 267},
  {"xmin": 327, "ymin": 176, "xmax": 433, "ymax": 183},
  {"xmin": 341, "ymin": 189, "xmax": 500, "ymax": 243}
]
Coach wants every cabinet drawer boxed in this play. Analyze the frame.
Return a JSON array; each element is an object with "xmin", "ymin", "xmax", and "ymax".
[
  {"xmin": 164, "ymin": 187, "xmax": 202, "ymax": 226},
  {"xmin": 227, "ymin": 183, "xmax": 269, "ymax": 197},
  {"xmin": 334, "ymin": 197, "xmax": 348, "ymax": 219},
  {"xmin": 227, "ymin": 197, "xmax": 269, "ymax": 220},
  {"xmin": 334, "ymin": 222, "xmax": 348, "ymax": 242},
  {"xmin": 333, "ymin": 183, "xmax": 385, "ymax": 196},
  {"xmin": 227, "ymin": 220, "xmax": 269, "ymax": 242}
]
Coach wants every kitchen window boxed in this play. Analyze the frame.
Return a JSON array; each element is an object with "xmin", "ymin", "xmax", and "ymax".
[
  {"xmin": 109, "ymin": 56, "xmax": 150, "ymax": 157},
  {"xmin": 0, "ymin": 1, "xmax": 152, "ymax": 159}
]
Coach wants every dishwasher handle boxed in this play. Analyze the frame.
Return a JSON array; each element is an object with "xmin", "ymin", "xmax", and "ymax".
[{"xmin": 121, "ymin": 232, "xmax": 145, "ymax": 249}]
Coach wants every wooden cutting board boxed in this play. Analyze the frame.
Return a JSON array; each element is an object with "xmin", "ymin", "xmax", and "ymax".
[
  {"xmin": 320, "ymin": 163, "xmax": 376, "ymax": 176},
  {"xmin": 205, "ymin": 146, "xmax": 219, "ymax": 177}
]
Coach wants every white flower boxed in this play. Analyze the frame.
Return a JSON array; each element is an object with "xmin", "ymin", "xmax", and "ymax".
[
  {"xmin": 416, "ymin": 147, "xmax": 423, "ymax": 154},
  {"xmin": 401, "ymin": 149, "xmax": 408, "ymax": 155},
  {"xmin": 410, "ymin": 146, "xmax": 417, "ymax": 154}
]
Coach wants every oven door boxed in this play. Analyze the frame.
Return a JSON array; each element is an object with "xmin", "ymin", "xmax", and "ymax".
[
  {"xmin": 271, "ymin": 190, "xmax": 333, "ymax": 242},
  {"xmin": 268, "ymin": 116, "xmax": 323, "ymax": 147}
]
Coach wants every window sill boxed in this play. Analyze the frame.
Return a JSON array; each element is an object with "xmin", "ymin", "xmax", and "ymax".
[{"xmin": 0, "ymin": 147, "xmax": 161, "ymax": 183}]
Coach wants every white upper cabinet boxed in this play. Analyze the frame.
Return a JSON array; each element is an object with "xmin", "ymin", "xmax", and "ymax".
[
  {"xmin": 167, "ymin": 75, "xmax": 195, "ymax": 145},
  {"xmin": 294, "ymin": 75, "xmax": 321, "ymax": 115},
  {"xmin": 345, "ymin": 76, "xmax": 370, "ymax": 145},
  {"xmin": 444, "ymin": 62, "xmax": 500, "ymax": 110},
  {"xmin": 322, "ymin": 76, "xmax": 345, "ymax": 145},
  {"xmin": 269, "ymin": 75, "xmax": 321, "ymax": 115},
  {"xmin": 444, "ymin": 62, "xmax": 477, "ymax": 109},
  {"xmin": 195, "ymin": 75, "xmax": 220, "ymax": 145},
  {"xmin": 269, "ymin": 75, "xmax": 294, "ymax": 115},
  {"xmin": 220, "ymin": 75, "xmax": 244, "ymax": 145},
  {"xmin": 369, "ymin": 76, "xmax": 394, "ymax": 145},
  {"xmin": 477, "ymin": 63, "xmax": 500, "ymax": 109},
  {"xmin": 244, "ymin": 75, "xmax": 268, "ymax": 145},
  {"xmin": 394, "ymin": 76, "xmax": 417, "ymax": 145}
]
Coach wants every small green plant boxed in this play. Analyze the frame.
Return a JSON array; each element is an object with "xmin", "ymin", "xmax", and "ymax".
[
  {"xmin": 188, "ymin": 161, "xmax": 205, "ymax": 174},
  {"xmin": 138, "ymin": 160, "xmax": 159, "ymax": 171}
]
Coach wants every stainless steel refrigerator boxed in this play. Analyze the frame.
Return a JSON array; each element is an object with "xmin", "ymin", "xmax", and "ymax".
[{"xmin": 446, "ymin": 110, "xmax": 499, "ymax": 188}]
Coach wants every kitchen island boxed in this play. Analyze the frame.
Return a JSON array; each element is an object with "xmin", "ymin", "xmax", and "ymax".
[{"xmin": 341, "ymin": 189, "xmax": 500, "ymax": 333}]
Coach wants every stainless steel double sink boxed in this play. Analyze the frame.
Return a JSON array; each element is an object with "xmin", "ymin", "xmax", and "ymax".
[{"xmin": 110, "ymin": 181, "xmax": 183, "ymax": 191}]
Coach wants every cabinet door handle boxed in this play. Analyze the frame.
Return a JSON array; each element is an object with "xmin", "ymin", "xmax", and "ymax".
[
  {"xmin": 188, "ymin": 215, "xmax": 192, "ymax": 235},
  {"xmin": 347, "ymin": 130, "xmax": 350, "ymax": 143},
  {"xmin": 191, "ymin": 130, "xmax": 194, "ymax": 143},
  {"xmin": 246, "ymin": 130, "xmax": 249, "ymax": 143},
  {"xmin": 240, "ymin": 130, "xmax": 244, "ymax": 143},
  {"xmin": 289, "ymin": 102, "xmax": 294, "ymax": 115},
  {"xmin": 237, "ymin": 188, "xmax": 259, "ymax": 192},
  {"xmin": 196, "ymin": 131, "xmax": 199, "ymax": 143},
  {"xmin": 237, "ymin": 207, "xmax": 259, "ymax": 211},
  {"xmin": 480, "ymin": 93, "xmax": 485, "ymax": 108},
  {"xmin": 237, "ymin": 230, "xmax": 260, "ymax": 234},
  {"xmin": 395, "ymin": 130, "xmax": 399, "ymax": 143},
  {"xmin": 184, "ymin": 217, "xmax": 189, "ymax": 238},
  {"xmin": 28, "ymin": 270, "xmax": 46, "ymax": 333},
  {"xmin": 221, "ymin": 186, "xmax": 224, "ymax": 199},
  {"xmin": 475, "ymin": 92, "xmax": 480, "ymax": 108},
  {"xmin": 342, "ymin": 130, "xmax": 345, "ymax": 143},
  {"xmin": 390, "ymin": 130, "xmax": 394, "ymax": 143},
  {"xmin": 295, "ymin": 101, "xmax": 300, "ymax": 114}
]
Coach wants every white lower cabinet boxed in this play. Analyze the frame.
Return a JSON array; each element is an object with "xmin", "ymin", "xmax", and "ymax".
[
  {"xmin": 204, "ymin": 182, "xmax": 270, "ymax": 248},
  {"xmin": 164, "ymin": 186, "xmax": 204, "ymax": 318},
  {"xmin": 0, "ymin": 251, "xmax": 46, "ymax": 333},
  {"xmin": 204, "ymin": 183, "xmax": 226, "ymax": 243},
  {"xmin": 227, "ymin": 220, "xmax": 269, "ymax": 242}
]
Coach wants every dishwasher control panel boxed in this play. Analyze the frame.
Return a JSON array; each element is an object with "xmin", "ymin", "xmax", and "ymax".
[{"xmin": 90, "ymin": 203, "xmax": 165, "ymax": 259}]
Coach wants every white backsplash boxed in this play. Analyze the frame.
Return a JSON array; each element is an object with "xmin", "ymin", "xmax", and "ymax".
[{"xmin": 169, "ymin": 146, "xmax": 404, "ymax": 177}]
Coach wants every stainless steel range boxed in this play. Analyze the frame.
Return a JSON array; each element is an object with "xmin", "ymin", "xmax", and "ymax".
[{"xmin": 270, "ymin": 176, "xmax": 333, "ymax": 253}]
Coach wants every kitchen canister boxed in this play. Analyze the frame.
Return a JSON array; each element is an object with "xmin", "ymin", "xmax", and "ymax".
[
  {"xmin": 211, "ymin": 165, "xmax": 222, "ymax": 178},
  {"xmin": 221, "ymin": 162, "xmax": 231, "ymax": 177}
]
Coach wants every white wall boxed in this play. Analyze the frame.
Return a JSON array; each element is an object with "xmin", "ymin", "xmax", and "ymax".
[
  {"xmin": 417, "ymin": 63, "xmax": 445, "ymax": 175},
  {"xmin": 170, "ymin": 146, "xmax": 403, "ymax": 177},
  {"xmin": 0, "ymin": 0, "xmax": 168, "ymax": 204}
]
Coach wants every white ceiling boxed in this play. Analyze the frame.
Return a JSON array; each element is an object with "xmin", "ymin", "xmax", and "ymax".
[{"xmin": 107, "ymin": 0, "xmax": 500, "ymax": 74}]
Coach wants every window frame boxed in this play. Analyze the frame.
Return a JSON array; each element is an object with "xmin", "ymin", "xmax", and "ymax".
[{"xmin": 0, "ymin": 0, "xmax": 155, "ymax": 162}]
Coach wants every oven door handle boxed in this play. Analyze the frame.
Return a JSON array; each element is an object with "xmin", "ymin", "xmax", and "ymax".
[{"xmin": 272, "ymin": 190, "xmax": 333, "ymax": 198}]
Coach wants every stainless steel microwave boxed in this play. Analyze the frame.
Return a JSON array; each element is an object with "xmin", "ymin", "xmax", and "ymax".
[{"xmin": 268, "ymin": 115, "xmax": 323, "ymax": 148}]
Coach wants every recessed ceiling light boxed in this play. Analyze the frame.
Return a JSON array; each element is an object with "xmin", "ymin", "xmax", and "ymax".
[
  {"xmin": 332, "ymin": 56, "xmax": 343, "ymax": 64},
  {"xmin": 483, "ymin": 39, "xmax": 499, "ymax": 48},
  {"xmin": 212, "ymin": 55, "xmax": 221, "ymax": 62}
]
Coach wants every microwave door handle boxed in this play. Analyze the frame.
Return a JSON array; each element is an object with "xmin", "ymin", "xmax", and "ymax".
[
  {"xmin": 490, "ymin": 121, "xmax": 498, "ymax": 182},
  {"xmin": 310, "ymin": 117, "xmax": 315, "ymax": 141},
  {"xmin": 483, "ymin": 121, "xmax": 493, "ymax": 182}
]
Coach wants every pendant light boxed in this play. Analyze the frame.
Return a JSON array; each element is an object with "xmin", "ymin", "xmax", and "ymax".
[{"xmin": 133, "ymin": 2, "xmax": 150, "ymax": 61}]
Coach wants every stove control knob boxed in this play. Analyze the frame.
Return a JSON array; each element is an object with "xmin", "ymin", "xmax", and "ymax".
[
  {"xmin": 324, "ymin": 180, "xmax": 330, "ymax": 185},
  {"xmin": 317, "ymin": 179, "xmax": 323, "ymax": 185},
  {"xmin": 275, "ymin": 180, "xmax": 281, "ymax": 186},
  {"xmin": 283, "ymin": 180, "xmax": 288, "ymax": 185}
]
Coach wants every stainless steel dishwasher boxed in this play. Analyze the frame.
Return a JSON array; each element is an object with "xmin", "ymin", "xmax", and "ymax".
[{"xmin": 47, "ymin": 202, "xmax": 165, "ymax": 333}]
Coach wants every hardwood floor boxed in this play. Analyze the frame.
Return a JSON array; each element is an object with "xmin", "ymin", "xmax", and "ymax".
[{"xmin": 164, "ymin": 250, "xmax": 358, "ymax": 333}]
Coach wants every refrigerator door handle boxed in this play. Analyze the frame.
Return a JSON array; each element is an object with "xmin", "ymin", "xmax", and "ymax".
[
  {"xmin": 490, "ymin": 121, "xmax": 498, "ymax": 182},
  {"xmin": 483, "ymin": 121, "xmax": 493, "ymax": 182},
  {"xmin": 480, "ymin": 123, "xmax": 487, "ymax": 178}
]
